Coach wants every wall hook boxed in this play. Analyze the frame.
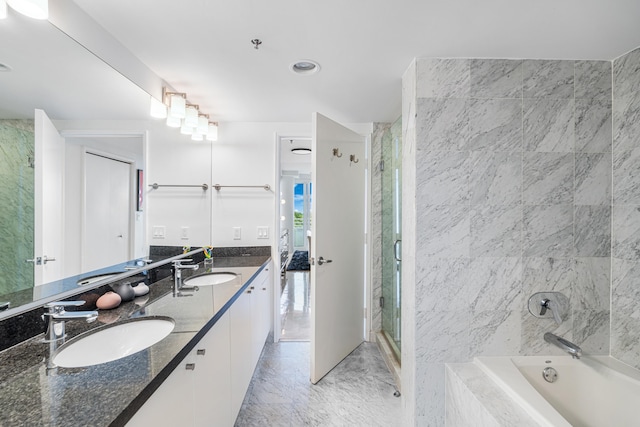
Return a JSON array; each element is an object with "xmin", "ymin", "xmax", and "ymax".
[
  {"xmin": 251, "ymin": 39, "xmax": 262, "ymax": 50},
  {"xmin": 332, "ymin": 148, "xmax": 343, "ymax": 158},
  {"xmin": 350, "ymin": 154, "xmax": 359, "ymax": 164}
]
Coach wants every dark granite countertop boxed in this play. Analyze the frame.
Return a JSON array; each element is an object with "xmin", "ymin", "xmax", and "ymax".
[{"xmin": 0, "ymin": 255, "xmax": 270, "ymax": 427}]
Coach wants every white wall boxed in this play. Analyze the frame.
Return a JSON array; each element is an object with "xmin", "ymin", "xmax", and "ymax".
[{"xmin": 211, "ymin": 122, "xmax": 309, "ymax": 248}]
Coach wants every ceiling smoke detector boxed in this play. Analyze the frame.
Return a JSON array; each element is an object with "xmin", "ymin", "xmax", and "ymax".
[{"xmin": 290, "ymin": 60, "xmax": 320, "ymax": 75}]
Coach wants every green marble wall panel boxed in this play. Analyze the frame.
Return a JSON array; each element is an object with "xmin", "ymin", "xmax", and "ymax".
[{"xmin": 0, "ymin": 120, "xmax": 34, "ymax": 297}]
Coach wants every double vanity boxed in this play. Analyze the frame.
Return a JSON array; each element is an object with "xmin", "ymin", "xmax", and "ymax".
[{"xmin": 0, "ymin": 249, "xmax": 273, "ymax": 426}]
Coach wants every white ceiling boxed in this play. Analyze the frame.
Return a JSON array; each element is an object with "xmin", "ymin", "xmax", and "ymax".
[{"xmin": 69, "ymin": 0, "xmax": 640, "ymax": 124}]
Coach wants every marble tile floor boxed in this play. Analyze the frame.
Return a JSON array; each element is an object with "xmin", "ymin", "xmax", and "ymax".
[
  {"xmin": 280, "ymin": 271, "xmax": 311, "ymax": 341},
  {"xmin": 235, "ymin": 341, "xmax": 402, "ymax": 426}
]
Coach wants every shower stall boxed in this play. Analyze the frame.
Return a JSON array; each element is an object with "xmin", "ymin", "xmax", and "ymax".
[{"xmin": 380, "ymin": 117, "xmax": 402, "ymax": 361}]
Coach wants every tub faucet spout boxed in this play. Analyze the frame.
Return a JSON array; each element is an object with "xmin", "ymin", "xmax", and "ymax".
[{"xmin": 544, "ymin": 332, "xmax": 582, "ymax": 359}]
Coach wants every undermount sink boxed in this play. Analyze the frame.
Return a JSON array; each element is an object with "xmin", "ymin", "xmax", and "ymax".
[
  {"xmin": 183, "ymin": 272, "xmax": 238, "ymax": 287},
  {"xmin": 53, "ymin": 316, "xmax": 175, "ymax": 368},
  {"xmin": 76, "ymin": 272, "xmax": 122, "ymax": 286}
]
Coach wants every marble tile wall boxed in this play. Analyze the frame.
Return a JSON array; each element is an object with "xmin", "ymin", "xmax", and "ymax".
[
  {"xmin": 405, "ymin": 57, "xmax": 612, "ymax": 425},
  {"xmin": 0, "ymin": 120, "xmax": 34, "ymax": 297},
  {"xmin": 612, "ymin": 46, "xmax": 640, "ymax": 370}
]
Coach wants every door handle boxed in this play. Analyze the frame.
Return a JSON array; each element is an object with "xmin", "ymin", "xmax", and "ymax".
[
  {"xmin": 317, "ymin": 256, "xmax": 332, "ymax": 265},
  {"xmin": 42, "ymin": 256, "xmax": 56, "ymax": 264},
  {"xmin": 394, "ymin": 240, "xmax": 402, "ymax": 262}
]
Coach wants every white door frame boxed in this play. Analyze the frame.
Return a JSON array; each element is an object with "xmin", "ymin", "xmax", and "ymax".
[{"xmin": 273, "ymin": 133, "xmax": 311, "ymax": 343}]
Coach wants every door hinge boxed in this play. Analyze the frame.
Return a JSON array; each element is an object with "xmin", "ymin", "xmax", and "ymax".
[
  {"xmin": 379, "ymin": 160, "xmax": 385, "ymax": 171},
  {"xmin": 379, "ymin": 296, "xmax": 384, "ymax": 308}
]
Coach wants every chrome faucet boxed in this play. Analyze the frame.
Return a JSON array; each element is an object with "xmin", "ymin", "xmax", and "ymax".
[
  {"xmin": 43, "ymin": 301, "xmax": 98, "ymax": 343},
  {"xmin": 172, "ymin": 259, "xmax": 199, "ymax": 296},
  {"xmin": 544, "ymin": 332, "xmax": 582, "ymax": 359},
  {"xmin": 42, "ymin": 301, "xmax": 98, "ymax": 370}
]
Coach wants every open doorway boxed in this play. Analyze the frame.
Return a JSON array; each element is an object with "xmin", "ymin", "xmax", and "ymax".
[{"xmin": 278, "ymin": 137, "xmax": 312, "ymax": 342}]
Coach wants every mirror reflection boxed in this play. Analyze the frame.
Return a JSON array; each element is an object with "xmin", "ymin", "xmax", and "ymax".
[{"xmin": 0, "ymin": 14, "xmax": 153, "ymax": 315}]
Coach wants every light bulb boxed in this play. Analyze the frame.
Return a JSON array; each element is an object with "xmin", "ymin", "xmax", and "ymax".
[
  {"xmin": 197, "ymin": 116, "xmax": 209, "ymax": 135},
  {"xmin": 191, "ymin": 133, "xmax": 204, "ymax": 141},
  {"xmin": 206, "ymin": 123, "xmax": 218, "ymax": 141},
  {"xmin": 169, "ymin": 94, "xmax": 186, "ymax": 119},
  {"xmin": 184, "ymin": 105, "xmax": 198, "ymax": 127},
  {"xmin": 166, "ymin": 115, "xmax": 181, "ymax": 128},
  {"xmin": 149, "ymin": 96, "xmax": 167, "ymax": 119},
  {"xmin": 7, "ymin": 0, "xmax": 48, "ymax": 19},
  {"xmin": 180, "ymin": 124, "xmax": 194, "ymax": 135}
]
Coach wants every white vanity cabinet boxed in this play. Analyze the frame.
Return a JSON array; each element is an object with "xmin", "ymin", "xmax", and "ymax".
[
  {"xmin": 127, "ymin": 312, "xmax": 232, "ymax": 427},
  {"xmin": 127, "ymin": 262, "xmax": 273, "ymax": 427},
  {"xmin": 251, "ymin": 265, "xmax": 272, "ymax": 366},
  {"xmin": 230, "ymin": 262, "xmax": 273, "ymax": 419}
]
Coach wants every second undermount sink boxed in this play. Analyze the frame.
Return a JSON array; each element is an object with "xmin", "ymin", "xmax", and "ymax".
[
  {"xmin": 53, "ymin": 316, "xmax": 175, "ymax": 368},
  {"xmin": 183, "ymin": 272, "xmax": 238, "ymax": 287},
  {"xmin": 76, "ymin": 272, "xmax": 122, "ymax": 286}
]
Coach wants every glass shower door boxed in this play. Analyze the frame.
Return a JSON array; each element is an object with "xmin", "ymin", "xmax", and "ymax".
[{"xmin": 381, "ymin": 117, "xmax": 401, "ymax": 360}]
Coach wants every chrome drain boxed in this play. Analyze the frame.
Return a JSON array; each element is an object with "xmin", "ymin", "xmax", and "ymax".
[{"xmin": 542, "ymin": 367, "xmax": 558, "ymax": 383}]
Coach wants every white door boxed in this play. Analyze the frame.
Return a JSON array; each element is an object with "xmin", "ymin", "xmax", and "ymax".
[
  {"xmin": 310, "ymin": 113, "xmax": 366, "ymax": 384},
  {"xmin": 83, "ymin": 153, "xmax": 131, "ymax": 271},
  {"xmin": 33, "ymin": 109, "xmax": 65, "ymax": 285}
]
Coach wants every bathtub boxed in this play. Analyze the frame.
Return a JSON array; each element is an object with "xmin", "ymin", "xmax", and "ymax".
[{"xmin": 475, "ymin": 355, "xmax": 640, "ymax": 427}]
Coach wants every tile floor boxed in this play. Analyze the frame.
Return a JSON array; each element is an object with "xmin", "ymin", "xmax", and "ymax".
[
  {"xmin": 234, "ymin": 341, "xmax": 402, "ymax": 426},
  {"xmin": 235, "ymin": 271, "xmax": 402, "ymax": 426},
  {"xmin": 280, "ymin": 271, "xmax": 311, "ymax": 341}
]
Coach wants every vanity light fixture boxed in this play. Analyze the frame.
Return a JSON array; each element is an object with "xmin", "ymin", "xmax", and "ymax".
[
  {"xmin": 156, "ymin": 87, "xmax": 217, "ymax": 141},
  {"xmin": 6, "ymin": 0, "xmax": 47, "ymax": 19},
  {"xmin": 184, "ymin": 104, "xmax": 199, "ymax": 128},
  {"xmin": 0, "ymin": 0, "xmax": 7, "ymax": 19},
  {"xmin": 206, "ymin": 122, "xmax": 218, "ymax": 141},
  {"xmin": 149, "ymin": 96, "xmax": 167, "ymax": 119}
]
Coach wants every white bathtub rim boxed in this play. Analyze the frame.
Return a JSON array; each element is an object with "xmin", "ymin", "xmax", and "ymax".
[{"xmin": 474, "ymin": 356, "xmax": 572, "ymax": 427}]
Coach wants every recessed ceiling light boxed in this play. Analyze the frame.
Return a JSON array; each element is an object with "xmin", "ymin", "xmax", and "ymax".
[
  {"xmin": 0, "ymin": 63, "xmax": 12, "ymax": 72},
  {"xmin": 291, "ymin": 147, "xmax": 311, "ymax": 155},
  {"xmin": 290, "ymin": 60, "xmax": 320, "ymax": 75}
]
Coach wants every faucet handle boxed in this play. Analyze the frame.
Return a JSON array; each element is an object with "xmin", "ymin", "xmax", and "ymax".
[
  {"xmin": 44, "ymin": 301, "xmax": 84, "ymax": 311},
  {"xmin": 172, "ymin": 259, "xmax": 193, "ymax": 265},
  {"xmin": 528, "ymin": 292, "xmax": 569, "ymax": 325}
]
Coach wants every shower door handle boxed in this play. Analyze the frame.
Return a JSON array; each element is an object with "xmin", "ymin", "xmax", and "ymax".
[{"xmin": 394, "ymin": 240, "xmax": 402, "ymax": 262}]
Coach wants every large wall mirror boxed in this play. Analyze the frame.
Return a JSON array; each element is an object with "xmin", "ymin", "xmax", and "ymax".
[{"xmin": 0, "ymin": 13, "xmax": 156, "ymax": 319}]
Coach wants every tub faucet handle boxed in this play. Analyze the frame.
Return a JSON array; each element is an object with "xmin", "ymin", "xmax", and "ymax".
[
  {"xmin": 540, "ymin": 298, "xmax": 551, "ymax": 315},
  {"xmin": 540, "ymin": 298, "xmax": 563, "ymax": 325},
  {"xmin": 528, "ymin": 292, "xmax": 569, "ymax": 325}
]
